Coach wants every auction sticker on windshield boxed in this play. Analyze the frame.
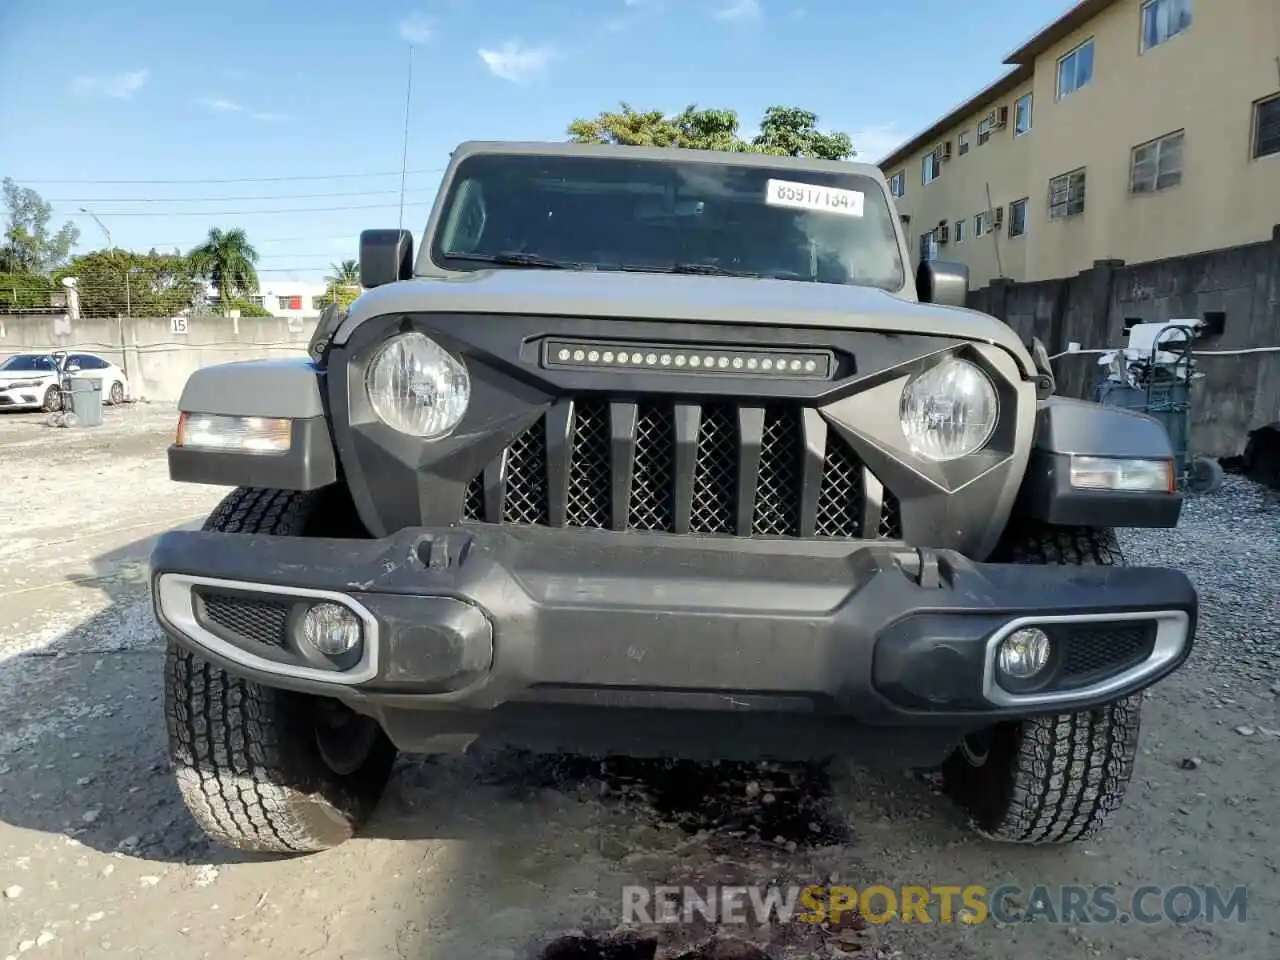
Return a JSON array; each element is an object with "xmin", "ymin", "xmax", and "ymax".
[{"xmin": 765, "ymin": 179, "xmax": 864, "ymax": 218}]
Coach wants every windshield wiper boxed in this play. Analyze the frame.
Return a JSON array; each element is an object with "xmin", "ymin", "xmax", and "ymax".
[
  {"xmin": 653, "ymin": 262, "xmax": 762, "ymax": 278},
  {"xmin": 446, "ymin": 251, "xmax": 578, "ymax": 269}
]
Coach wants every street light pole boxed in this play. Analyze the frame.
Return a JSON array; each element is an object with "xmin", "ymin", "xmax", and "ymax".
[{"xmin": 80, "ymin": 207, "xmax": 131, "ymax": 319}]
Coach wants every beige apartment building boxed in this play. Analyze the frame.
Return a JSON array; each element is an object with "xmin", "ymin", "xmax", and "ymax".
[{"xmin": 879, "ymin": 0, "xmax": 1280, "ymax": 288}]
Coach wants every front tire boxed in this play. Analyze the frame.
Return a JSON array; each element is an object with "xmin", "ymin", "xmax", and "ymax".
[
  {"xmin": 941, "ymin": 522, "xmax": 1142, "ymax": 844},
  {"xmin": 42, "ymin": 385, "xmax": 61, "ymax": 413},
  {"xmin": 164, "ymin": 487, "xmax": 396, "ymax": 854},
  {"xmin": 108, "ymin": 380, "xmax": 125, "ymax": 405}
]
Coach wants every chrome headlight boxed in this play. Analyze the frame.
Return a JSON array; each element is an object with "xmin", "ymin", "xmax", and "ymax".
[
  {"xmin": 899, "ymin": 357, "xmax": 999, "ymax": 461},
  {"xmin": 365, "ymin": 332, "xmax": 470, "ymax": 439}
]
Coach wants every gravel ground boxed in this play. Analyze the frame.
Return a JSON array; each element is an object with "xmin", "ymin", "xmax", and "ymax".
[{"xmin": 0, "ymin": 404, "xmax": 1278, "ymax": 959}]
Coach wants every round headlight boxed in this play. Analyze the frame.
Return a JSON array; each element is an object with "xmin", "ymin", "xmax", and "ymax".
[
  {"xmin": 365, "ymin": 332, "xmax": 470, "ymax": 438},
  {"xmin": 899, "ymin": 357, "xmax": 998, "ymax": 462}
]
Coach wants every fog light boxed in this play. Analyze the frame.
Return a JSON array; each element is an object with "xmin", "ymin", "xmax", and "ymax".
[
  {"xmin": 301, "ymin": 602, "xmax": 362, "ymax": 656},
  {"xmin": 997, "ymin": 627, "xmax": 1051, "ymax": 679}
]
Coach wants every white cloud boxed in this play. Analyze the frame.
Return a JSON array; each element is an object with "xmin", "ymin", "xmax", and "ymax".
[
  {"xmin": 712, "ymin": 0, "xmax": 761, "ymax": 21},
  {"xmin": 397, "ymin": 12, "xmax": 435, "ymax": 44},
  {"xmin": 197, "ymin": 98, "xmax": 288, "ymax": 121},
  {"xmin": 477, "ymin": 41, "xmax": 554, "ymax": 83},
  {"xmin": 198, "ymin": 97, "xmax": 243, "ymax": 113},
  {"xmin": 71, "ymin": 69, "xmax": 149, "ymax": 99},
  {"xmin": 849, "ymin": 123, "xmax": 909, "ymax": 163}
]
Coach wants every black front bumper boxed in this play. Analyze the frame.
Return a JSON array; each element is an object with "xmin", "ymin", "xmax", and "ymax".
[{"xmin": 151, "ymin": 525, "xmax": 1197, "ymax": 737}]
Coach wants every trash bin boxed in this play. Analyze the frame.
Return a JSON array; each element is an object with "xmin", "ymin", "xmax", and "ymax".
[{"xmin": 68, "ymin": 377, "xmax": 104, "ymax": 427}]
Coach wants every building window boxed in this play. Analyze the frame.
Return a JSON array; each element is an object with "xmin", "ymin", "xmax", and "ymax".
[
  {"xmin": 957, "ymin": 131, "xmax": 970, "ymax": 156},
  {"xmin": 247, "ymin": 295, "xmax": 265, "ymax": 307},
  {"xmin": 1131, "ymin": 130, "xmax": 1185, "ymax": 192},
  {"xmin": 977, "ymin": 118, "xmax": 994, "ymax": 146},
  {"xmin": 1014, "ymin": 94, "xmax": 1033, "ymax": 136},
  {"xmin": 922, "ymin": 152, "xmax": 941, "ymax": 185},
  {"xmin": 919, "ymin": 231, "xmax": 937, "ymax": 262},
  {"xmin": 1049, "ymin": 168, "xmax": 1087, "ymax": 219},
  {"xmin": 1008, "ymin": 198, "xmax": 1029, "ymax": 238},
  {"xmin": 312, "ymin": 296, "xmax": 328, "ymax": 310},
  {"xmin": 974, "ymin": 212, "xmax": 988, "ymax": 236},
  {"xmin": 1141, "ymin": 0, "xmax": 1192, "ymax": 53},
  {"xmin": 1057, "ymin": 38, "xmax": 1095, "ymax": 99},
  {"xmin": 954, "ymin": 219, "xmax": 966, "ymax": 244},
  {"xmin": 1254, "ymin": 95, "xmax": 1280, "ymax": 160},
  {"xmin": 890, "ymin": 170, "xmax": 905, "ymax": 197},
  {"xmin": 277, "ymin": 295, "xmax": 301, "ymax": 311}
]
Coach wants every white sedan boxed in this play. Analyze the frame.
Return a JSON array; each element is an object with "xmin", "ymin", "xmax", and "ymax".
[{"xmin": 0, "ymin": 352, "xmax": 132, "ymax": 412}]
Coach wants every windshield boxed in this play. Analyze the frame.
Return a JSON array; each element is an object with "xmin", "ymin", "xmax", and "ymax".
[
  {"xmin": 0, "ymin": 354, "xmax": 55, "ymax": 372},
  {"xmin": 429, "ymin": 153, "xmax": 906, "ymax": 290}
]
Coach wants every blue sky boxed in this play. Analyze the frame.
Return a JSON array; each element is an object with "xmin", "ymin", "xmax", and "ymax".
[{"xmin": 0, "ymin": 0, "xmax": 1071, "ymax": 283}]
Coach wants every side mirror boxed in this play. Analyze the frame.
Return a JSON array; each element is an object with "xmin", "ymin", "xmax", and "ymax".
[
  {"xmin": 359, "ymin": 229, "xmax": 414, "ymax": 290},
  {"xmin": 916, "ymin": 260, "xmax": 970, "ymax": 308}
]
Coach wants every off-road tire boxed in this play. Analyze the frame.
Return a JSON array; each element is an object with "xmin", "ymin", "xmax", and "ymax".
[
  {"xmin": 941, "ymin": 521, "xmax": 1142, "ymax": 844},
  {"xmin": 164, "ymin": 486, "xmax": 396, "ymax": 854},
  {"xmin": 42, "ymin": 385, "xmax": 61, "ymax": 413}
]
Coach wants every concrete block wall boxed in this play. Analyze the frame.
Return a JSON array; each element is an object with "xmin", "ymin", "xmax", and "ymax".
[
  {"xmin": 0, "ymin": 313, "xmax": 316, "ymax": 403},
  {"xmin": 969, "ymin": 227, "xmax": 1280, "ymax": 458}
]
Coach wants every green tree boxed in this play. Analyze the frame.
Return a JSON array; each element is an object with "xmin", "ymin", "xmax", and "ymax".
[
  {"xmin": 1, "ymin": 178, "xmax": 80, "ymax": 274},
  {"xmin": 228, "ymin": 297, "xmax": 272, "ymax": 317},
  {"xmin": 317, "ymin": 258, "xmax": 361, "ymax": 309},
  {"xmin": 187, "ymin": 227, "xmax": 259, "ymax": 315},
  {"xmin": 567, "ymin": 103, "xmax": 855, "ymax": 160},
  {"xmin": 327, "ymin": 259, "xmax": 360, "ymax": 285},
  {"xmin": 56, "ymin": 248, "xmax": 202, "ymax": 318}
]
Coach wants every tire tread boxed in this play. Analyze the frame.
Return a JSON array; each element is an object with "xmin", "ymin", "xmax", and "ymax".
[{"xmin": 164, "ymin": 486, "xmax": 394, "ymax": 854}]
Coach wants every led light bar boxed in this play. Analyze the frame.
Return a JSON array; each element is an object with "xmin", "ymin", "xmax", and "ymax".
[{"xmin": 541, "ymin": 339, "xmax": 835, "ymax": 379}]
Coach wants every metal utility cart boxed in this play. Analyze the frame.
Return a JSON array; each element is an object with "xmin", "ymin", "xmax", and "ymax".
[{"xmin": 1094, "ymin": 320, "xmax": 1224, "ymax": 495}]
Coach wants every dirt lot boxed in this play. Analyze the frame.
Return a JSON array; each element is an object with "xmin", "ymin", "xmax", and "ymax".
[{"xmin": 1, "ymin": 404, "xmax": 1278, "ymax": 959}]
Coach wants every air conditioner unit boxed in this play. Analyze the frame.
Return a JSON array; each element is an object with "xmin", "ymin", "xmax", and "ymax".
[
  {"xmin": 995, "ymin": 106, "xmax": 1010, "ymax": 127},
  {"xmin": 984, "ymin": 109, "xmax": 998, "ymax": 126},
  {"xmin": 939, "ymin": 140, "xmax": 953, "ymax": 161},
  {"xmin": 937, "ymin": 224, "xmax": 950, "ymax": 244},
  {"xmin": 992, "ymin": 205, "xmax": 1005, "ymax": 227}
]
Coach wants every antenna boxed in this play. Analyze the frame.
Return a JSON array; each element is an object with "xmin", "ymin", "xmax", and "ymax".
[{"xmin": 396, "ymin": 44, "xmax": 416, "ymax": 236}]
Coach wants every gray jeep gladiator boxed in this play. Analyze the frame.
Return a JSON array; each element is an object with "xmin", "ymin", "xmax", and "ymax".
[{"xmin": 151, "ymin": 141, "xmax": 1196, "ymax": 854}]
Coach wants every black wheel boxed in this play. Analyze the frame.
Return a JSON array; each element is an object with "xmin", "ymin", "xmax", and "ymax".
[
  {"xmin": 108, "ymin": 380, "xmax": 125, "ymax": 405},
  {"xmin": 164, "ymin": 486, "xmax": 396, "ymax": 854},
  {"xmin": 42, "ymin": 385, "xmax": 62, "ymax": 413},
  {"xmin": 941, "ymin": 521, "xmax": 1142, "ymax": 844}
]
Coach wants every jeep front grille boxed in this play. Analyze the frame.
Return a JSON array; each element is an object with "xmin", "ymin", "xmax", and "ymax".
[{"xmin": 462, "ymin": 398, "xmax": 903, "ymax": 540}]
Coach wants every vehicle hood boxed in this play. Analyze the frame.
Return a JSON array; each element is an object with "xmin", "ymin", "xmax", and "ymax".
[
  {"xmin": 339, "ymin": 269, "xmax": 1035, "ymax": 376},
  {"xmin": 0, "ymin": 371, "xmax": 55, "ymax": 384}
]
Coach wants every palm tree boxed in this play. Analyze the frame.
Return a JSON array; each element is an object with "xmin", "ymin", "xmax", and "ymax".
[
  {"xmin": 188, "ymin": 228, "xmax": 259, "ymax": 315},
  {"xmin": 327, "ymin": 259, "xmax": 359, "ymax": 286}
]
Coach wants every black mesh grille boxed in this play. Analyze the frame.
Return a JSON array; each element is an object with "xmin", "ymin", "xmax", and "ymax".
[
  {"xmin": 567, "ymin": 398, "xmax": 611, "ymax": 528},
  {"xmin": 753, "ymin": 407, "xmax": 802, "ymax": 536},
  {"xmin": 462, "ymin": 399, "xmax": 902, "ymax": 541},
  {"xmin": 502, "ymin": 417, "xmax": 549, "ymax": 525},
  {"xmin": 1059, "ymin": 623, "xmax": 1156, "ymax": 686},
  {"xmin": 462, "ymin": 473, "xmax": 485, "ymax": 521},
  {"xmin": 879, "ymin": 491, "xmax": 903, "ymax": 539},
  {"xmin": 200, "ymin": 593, "xmax": 290, "ymax": 647},
  {"xmin": 628, "ymin": 403, "xmax": 676, "ymax": 531},
  {"xmin": 815, "ymin": 436, "xmax": 865, "ymax": 538},
  {"xmin": 690, "ymin": 405, "xmax": 737, "ymax": 534}
]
